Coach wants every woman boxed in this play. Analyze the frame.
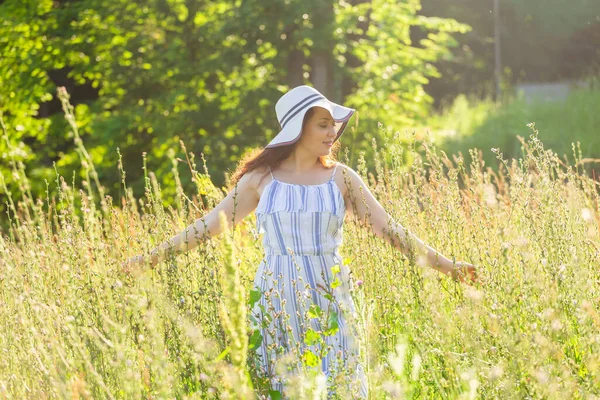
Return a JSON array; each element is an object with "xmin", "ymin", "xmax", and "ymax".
[{"xmin": 125, "ymin": 85, "xmax": 477, "ymax": 398}]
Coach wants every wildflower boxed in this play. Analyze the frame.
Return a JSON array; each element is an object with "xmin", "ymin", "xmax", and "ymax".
[
  {"xmin": 581, "ymin": 208, "xmax": 593, "ymax": 222},
  {"xmin": 465, "ymin": 287, "xmax": 483, "ymax": 302},
  {"xmin": 489, "ymin": 365, "xmax": 503, "ymax": 380},
  {"xmin": 356, "ymin": 280, "xmax": 363, "ymax": 288}
]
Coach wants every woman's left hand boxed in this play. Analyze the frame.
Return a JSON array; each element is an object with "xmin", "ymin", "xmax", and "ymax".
[{"xmin": 121, "ymin": 255, "xmax": 145, "ymax": 277}]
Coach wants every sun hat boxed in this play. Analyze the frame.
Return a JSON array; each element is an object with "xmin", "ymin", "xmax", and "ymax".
[{"xmin": 265, "ymin": 85, "xmax": 356, "ymax": 148}]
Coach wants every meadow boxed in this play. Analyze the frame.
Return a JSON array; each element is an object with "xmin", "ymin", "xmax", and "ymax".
[
  {"xmin": 429, "ymin": 87, "xmax": 600, "ymax": 178},
  {"xmin": 1, "ymin": 90, "xmax": 600, "ymax": 399}
]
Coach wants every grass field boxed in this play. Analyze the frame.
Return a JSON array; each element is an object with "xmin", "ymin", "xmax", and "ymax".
[
  {"xmin": 1, "ymin": 93, "xmax": 600, "ymax": 399},
  {"xmin": 428, "ymin": 87, "xmax": 600, "ymax": 180}
]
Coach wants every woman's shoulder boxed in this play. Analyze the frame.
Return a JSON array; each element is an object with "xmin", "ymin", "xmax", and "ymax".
[
  {"xmin": 242, "ymin": 165, "xmax": 272, "ymax": 189},
  {"xmin": 332, "ymin": 162, "xmax": 363, "ymax": 184},
  {"xmin": 332, "ymin": 161, "xmax": 354, "ymax": 176}
]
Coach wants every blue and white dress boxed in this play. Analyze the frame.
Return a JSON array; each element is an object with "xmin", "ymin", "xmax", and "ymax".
[{"xmin": 251, "ymin": 163, "xmax": 368, "ymax": 398}]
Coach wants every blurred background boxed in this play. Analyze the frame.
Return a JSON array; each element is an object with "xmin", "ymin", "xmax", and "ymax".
[{"xmin": 1, "ymin": 0, "xmax": 599, "ymax": 209}]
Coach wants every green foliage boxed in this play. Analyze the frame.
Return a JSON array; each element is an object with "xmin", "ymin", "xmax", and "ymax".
[
  {"xmin": 0, "ymin": 0, "xmax": 467, "ymax": 215},
  {"xmin": 339, "ymin": 0, "xmax": 469, "ymax": 127},
  {"xmin": 419, "ymin": 0, "xmax": 600, "ymax": 105},
  {"xmin": 0, "ymin": 0, "xmax": 64, "ymax": 200},
  {"xmin": 429, "ymin": 88, "xmax": 600, "ymax": 177}
]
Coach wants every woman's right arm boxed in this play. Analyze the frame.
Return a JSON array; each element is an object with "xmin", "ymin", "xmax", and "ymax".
[{"xmin": 125, "ymin": 170, "xmax": 261, "ymax": 271}]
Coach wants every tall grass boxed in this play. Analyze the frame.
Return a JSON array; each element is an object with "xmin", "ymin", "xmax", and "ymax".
[
  {"xmin": 1, "ymin": 88, "xmax": 599, "ymax": 398},
  {"xmin": 427, "ymin": 88, "xmax": 600, "ymax": 178}
]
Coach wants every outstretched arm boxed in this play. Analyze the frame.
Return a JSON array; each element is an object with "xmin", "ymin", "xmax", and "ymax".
[
  {"xmin": 341, "ymin": 164, "xmax": 476, "ymax": 283},
  {"xmin": 125, "ymin": 170, "xmax": 260, "ymax": 270}
]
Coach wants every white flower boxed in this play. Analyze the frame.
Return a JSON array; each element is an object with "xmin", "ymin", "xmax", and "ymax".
[{"xmin": 581, "ymin": 208, "xmax": 594, "ymax": 222}]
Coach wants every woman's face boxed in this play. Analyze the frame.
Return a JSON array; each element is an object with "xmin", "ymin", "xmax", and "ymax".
[{"xmin": 296, "ymin": 107, "xmax": 337, "ymax": 156}]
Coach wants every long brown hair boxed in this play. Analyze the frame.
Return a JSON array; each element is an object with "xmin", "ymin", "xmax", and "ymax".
[{"xmin": 228, "ymin": 107, "xmax": 340, "ymax": 188}]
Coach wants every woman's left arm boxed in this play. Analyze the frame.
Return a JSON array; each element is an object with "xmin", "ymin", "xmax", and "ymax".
[{"xmin": 340, "ymin": 164, "xmax": 477, "ymax": 284}]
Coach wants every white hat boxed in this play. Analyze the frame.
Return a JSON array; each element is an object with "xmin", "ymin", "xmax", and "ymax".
[{"xmin": 265, "ymin": 85, "xmax": 355, "ymax": 148}]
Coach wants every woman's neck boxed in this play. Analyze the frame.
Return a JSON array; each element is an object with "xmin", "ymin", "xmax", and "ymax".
[{"xmin": 281, "ymin": 151, "xmax": 320, "ymax": 173}]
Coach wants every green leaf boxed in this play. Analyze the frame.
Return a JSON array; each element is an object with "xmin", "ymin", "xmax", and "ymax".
[
  {"xmin": 324, "ymin": 311, "xmax": 339, "ymax": 336},
  {"xmin": 307, "ymin": 304, "xmax": 323, "ymax": 319},
  {"xmin": 302, "ymin": 350, "xmax": 320, "ymax": 367},
  {"xmin": 248, "ymin": 329, "xmax": 263, "ymax": 350},
  {"xmin": 194, "ymin": 12, "xmax": 208, "ymax": 27},
  {"xmin": 248, "ymin": 288, "xmax": 262, "ymax": 308},
  {"xmin": 304, "ymin": 328, "xmax": 322, "ymax": 346},
  {"xmin": 331, "ymin": 277, "xmax": 341, "ymax": 289},
  {"xmin": 331, "ymin": 264, "xmax": 340, "ymax": 275}
]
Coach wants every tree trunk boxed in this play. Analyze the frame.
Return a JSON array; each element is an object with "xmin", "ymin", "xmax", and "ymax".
[
  {"xmin": 310, "ymin": 1, "xmax": 335, "ymax": 99},
  {"xmin": 341, "ymin": 0, "xmax": 373, "ymax": 101},
  {"xmin": 311, "ymin": 51, "xmax": 334, "ymax": 99},
  {"xmin": 287, "ymin": 49, "xmax": 305, "ymax": 88}
]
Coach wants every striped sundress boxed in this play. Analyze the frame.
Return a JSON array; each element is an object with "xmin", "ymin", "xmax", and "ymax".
[{"xmin": 250, "ymin": 163, "xmax": 368, "ymax": 398}]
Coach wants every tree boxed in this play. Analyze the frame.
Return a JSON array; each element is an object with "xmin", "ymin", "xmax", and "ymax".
[
  {"xmin": 418, "ymin": 0, "xmax": 600, "ymax": 106},
  {"xmin": 1, "ymin": 0, "xmax": 467, "ymax": 214}
]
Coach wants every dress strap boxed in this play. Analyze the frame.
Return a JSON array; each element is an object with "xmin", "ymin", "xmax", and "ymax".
[{"xmin": 329, "ymin": 163, "xmax": 338, "ymax": 181}]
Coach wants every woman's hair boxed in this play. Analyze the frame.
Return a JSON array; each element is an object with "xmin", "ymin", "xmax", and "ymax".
[{"xmin": 227, "ymin": 107, "xmax": 340, "ymax": 188}]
